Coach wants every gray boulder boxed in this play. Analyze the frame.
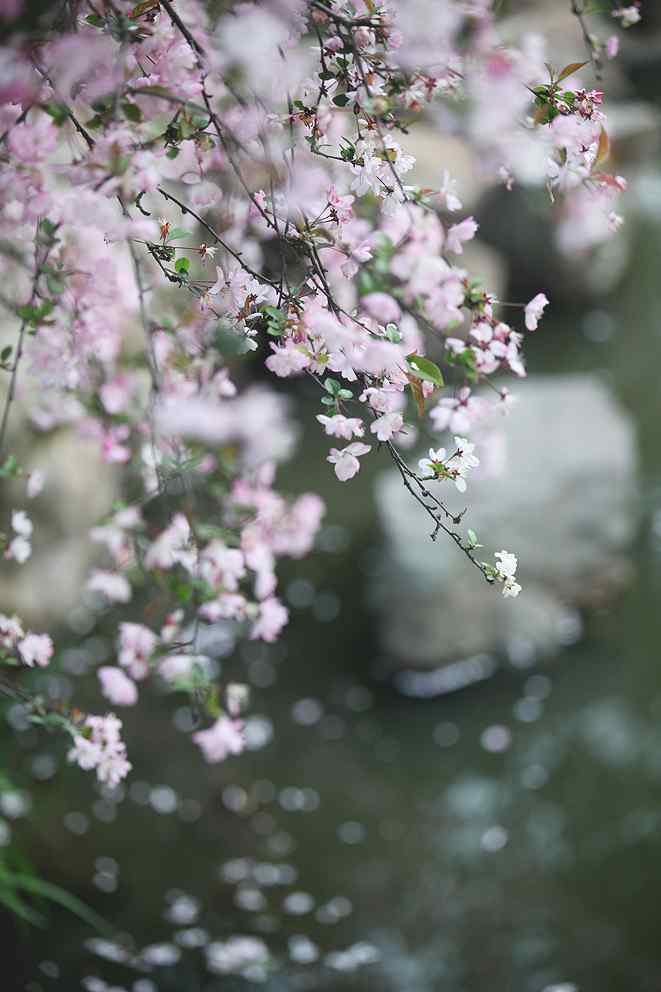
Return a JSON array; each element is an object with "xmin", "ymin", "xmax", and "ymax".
[{"xmin": 374, "ymin": 375, "xmax": 639, "ymax": 671}]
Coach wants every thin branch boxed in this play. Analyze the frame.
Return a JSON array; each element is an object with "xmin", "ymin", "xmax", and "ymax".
[
  {"xmin": 156, "ymin": 185, "xmax": 280, "ymax": 289},
  {"xmin": 310, "ymin": 1, "xmax": 381, "ymax": 29},
  {"xmin": 570, "ymin": 0, "xmax": 604, "ymax": 79},
  {"xmin": 0, "ymin": 229, "xmax": 46, "ymax": 460},
  {"xmin": 160, "ymin": 0, "xmax": 205, "ymax": 59}
]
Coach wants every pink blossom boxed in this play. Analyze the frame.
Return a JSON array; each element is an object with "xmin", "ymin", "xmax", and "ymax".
[
  {"xmin": 328, "ymin": 184, "xmax": 354, "ymax": 224},
  {"xmin": 200, "ymin": 541, "xmax": 246, "ymax": 590},
  {"xmin": 199, "ymin": 593, "xmax": 248, "ymax": 622},
  {"xmin": 6, "ymin": 510, "xmax": 32, "ymax": 562},
  {"xmin": 446, "ymin": 217, "xmax": 478, "ymax": 254},
  {"xmin": 100, "ymin": 376, "xmax": 132, "ymax": 415},
  {"xmin": 316, "ymin": 414, "xmax": 365, "ymax": 440},
  {"xmin": 158, "ymin": 653, "xmax": 210, "ymax": 682},
  {"xmin": 193, "ymin": 716, "xmax": 245, "ymax": 763},
  {"xmin": 341, "ymin": 240, "xmax": 373, "ymax": 279},
  {"xmin": 606, "ymin": 35, "xmax": 620, "ymax": 58},
  {"xmin": 361, "ymin": 292, "xmax": 401, "ymax": 324},
  {"xmin": 524, "ymin": 293, "xmax": 549, "ymax": 331},
  {"xmin": 0, "ymin": 614, "xmax": 24, "ymax": 649},
  {"xmin": 18, "ymin": 633, "xmax": 53, "ymax": 668},
  {"xmin": 26, "ymin": 470, "xmax": 45, "ymax": 499},
  {"xmin": 276, "ymin": 493, "xmax": 325, "ymax": 558},
  {"xmin": 370, "ymin": 411, "xmax": 403, "ymax": 442},
  {"xmin": 101, "ymin": 424, "xmax": 131, "ymax": 464},
  {"xmin": 8, "ymin": 115, "xmax": 57, "ymax": 164},
  {"xmin": 327, "ymin": 442, "xmax": 371, "ymax": 481},
  {"xmin": 11, "ymin": 510, "xmax": 31, "ymax": 537},
  {"xmin": 7, "ymin": 535, "xmax": 31, "ymax": 563},
  {"xmin": 144, "ymin": 514, "xmax": 193, "ymax": 571},
  {"xmin": 118, "ymin": 623, "xmax": 156, "ymax": 680},
  {"xmin": 360, "ymin": 384, "xmax": 405, "ymax": 414},
  {"xmin": 266, "ymin": 343, "xmax": 311, "ymax": 377},
  {"xmin": 68, "ymin": 714, "xmax": 131, "ymax": 787},
  {"xmin": 612, "ymin": 5, "xmax": 641, "ymax": 27},
  {"xmin": 98, "ymin": 666, "xmax": 138, "ymax": 706},
  {"xmin": 87, "ymin": 570, "xmax": 132, "ymax": 603},
  {"xmin": 438, "ymin": 169, "xmax": 462, "ymax": 212},
  {"xmin": 251, "ymin": 597, "xmax": 288, "ymax": 642},
  {"xmin": 429, "ymin": 388, "xmax": 484, "ymax": 434}
]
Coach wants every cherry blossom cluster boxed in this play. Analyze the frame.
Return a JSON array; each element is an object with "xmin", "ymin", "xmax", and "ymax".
[{"xmin": 0, "ymin": 0, "xmax": 638, "ymax": 785}]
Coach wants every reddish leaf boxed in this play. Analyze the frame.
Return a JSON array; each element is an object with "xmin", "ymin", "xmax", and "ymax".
[
  {"xmin": 557, "ymin": 60, "xmax": 589, "ymax": 83},
  {"xmin": 595, "ymin": 127, "xmax": 610, "ymax": 167}
]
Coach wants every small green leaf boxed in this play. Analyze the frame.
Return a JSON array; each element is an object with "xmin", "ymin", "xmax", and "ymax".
[
  {"xmin": 17, "ymin": 305, "xmax": 37, "ymax": 322},
  {"xmin": 46, "ymin": 274, "xmax": 65, "ymax": 296},
  {"xmin": 213, "ymin": 324, "xmax": 252, "ymax": 357},
  {"xmin": 121, "ymin": 101, "xmax": 143, "ymax": 123},
  {"xmin": 43, "ymin": 103, "xmax": 69, "ymax": 126},
  {"xmin": 385, "ymin": 322, "xmax": 401, "ymax": 344},
  {"xmin": 405, "ymin": 354, "xmax": 445, "ymax": 388},
  {"xmin": 166, "ymin": 227, "xmax": 192, "ymax": 243},
  {"xmin": 320, "ymin": 396, "xmax": 336, "ymax": 406},
  {"xmin": 333, "ymin": 93, "xmax": 349, "ymax": 107},
  {"xmin": 324, "ymin": 377, "xmax": 341, "ymax": 395},
  {"xmin": 174, "ymin": 256, "xmax": 190, "ymax": 275},
  {"xmin": 0, "ymin": 454, "xmax": 21, "ymax": 478}
]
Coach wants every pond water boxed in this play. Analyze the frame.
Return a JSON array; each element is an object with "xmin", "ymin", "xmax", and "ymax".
[{"xmin": 4, "ymin": 215, "xmax": 661, "ymax": 992}]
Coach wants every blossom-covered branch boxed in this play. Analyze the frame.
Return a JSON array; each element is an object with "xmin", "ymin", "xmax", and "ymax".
[{"xmin": 0, "ymin": 0, "xmax": 637, "ymax": 786}]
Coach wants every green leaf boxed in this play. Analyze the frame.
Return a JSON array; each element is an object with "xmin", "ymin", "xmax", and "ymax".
[
  {"xmin": 0, "ymin": 884, "xmax": 43, "ymax": 926},
  {"xmin": 385, "ymin": 322, "xmax": 401, "ymax": 344},
  {"xmin": 46, "ymin": 274, "xmax": 65, "ymax": 296},
  {"xmin": 213, "ymin": 324, "xmax": 251, "ymax": 357},
  {"xmin": 121, "ymin": 101, "xmax": 143, "ymax": 123},
  {"xmin": 7, "ymin": 873, "xmax": 110, "ymax": 933},
  {"xmin": 0, "ymin": 454, "xmax": 21, "ymax": 478},
  {"xmin": 174, "ymin": 257, "xmax": 190, "ymax": 275},
  {"xmin": 16, "ymin": 305, "xmax": 37, "ymax": 322},
  {"xmin": 1, "ymin": 346, "xmax": 12, "ymax": 362},
  {"xmin": 37, "ymin": 219, "xmax": 59, "ymax": 247},
  {"xmin": 85, "ymin": 13, "xmax": 105, "ymax": 26},
  {"xmin": 405, "ymin": 354, "xmax": 445, "ymax": 388},
  {"xmin": 166, "ymin": 227, "xmax": 192, "ymax": 243},
  {"xmin": 324, "ymin": 377, "xmax": 341, "ymax": 395},
  {"xmin": 43, "ymin": 103, "xmax": 69, "ymax": 127},
  {"xmin": 333, "ymin": 93, "xmax": 349, "ymax": 107},
  {"xmin": 320, "ymin": 396, "xmax": 336, "ymax": 406}
]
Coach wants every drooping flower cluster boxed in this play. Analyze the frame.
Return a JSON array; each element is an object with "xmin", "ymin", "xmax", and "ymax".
[
  {"xmin": 68, "ymin": 714, "xmax": 131, "ymax": 788},
  {"xmin": 0, "ymin": 0, "xmax": 636, "ymax": 783},
  {"xmin": 494, "ymin": 550, "xmax": 522, "ymax": 599}
]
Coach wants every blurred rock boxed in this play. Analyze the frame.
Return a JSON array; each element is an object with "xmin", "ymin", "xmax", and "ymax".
[
  {"xmin": 404, "ymin": 127, "xmax": 486, "ymax": 210},
  {"xmin": 375, "ymin": 375, "xmax": 639, "ymax": 670},
  {"xmin": 0, "ymin": 431, "xmax": 117, "ymax": 626}
]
